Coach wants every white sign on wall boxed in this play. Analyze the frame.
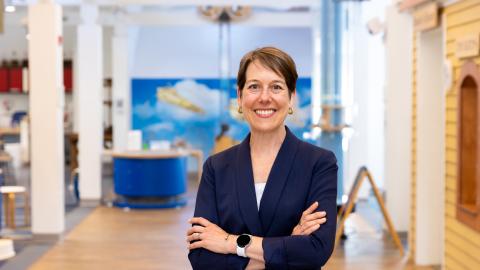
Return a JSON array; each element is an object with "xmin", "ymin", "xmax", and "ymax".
[{"xmin": 456, "ymin": 33, "xmax": 480, "ymax": 59}]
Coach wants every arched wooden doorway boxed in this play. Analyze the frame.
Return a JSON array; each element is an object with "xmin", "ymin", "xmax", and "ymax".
[{"xmin": 457, "ymin": 61, "xmax": 480, "ymax": 232}]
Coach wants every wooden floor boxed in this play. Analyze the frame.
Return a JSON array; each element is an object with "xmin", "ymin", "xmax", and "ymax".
[{"xmin": 29, "ymin": 183, "xmax": 435, "ymax": 270}]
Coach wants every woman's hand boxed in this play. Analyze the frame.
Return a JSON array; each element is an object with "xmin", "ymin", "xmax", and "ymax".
[
  {"xmin": 187, "ymin": 217, "xmax": 235, "ymax": 254},
  {"xmin": 291, "ymin": 201, "xmax": 327, "ymax": 236}
]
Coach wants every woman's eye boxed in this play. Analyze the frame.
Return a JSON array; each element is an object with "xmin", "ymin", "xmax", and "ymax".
[
  {"xmin": 248, "ymin": 84, "xmax": 258, "ymax": 90},
  {"xmin": 273, "ymin": 85, "xmax": 283, "ymax": 90}
]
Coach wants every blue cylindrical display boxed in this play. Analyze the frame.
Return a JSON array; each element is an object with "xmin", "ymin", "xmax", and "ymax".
[{"xmin": 113, "ymin": 157, "xmax": 187, "ymax": 197}]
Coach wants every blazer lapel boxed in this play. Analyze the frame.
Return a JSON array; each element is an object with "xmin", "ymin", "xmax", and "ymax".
[
  {"xmin": 235, "ymin": 134, "xmax": 264, "ymax": 236},
  {"xmin": 258, "ymin": 127, "xmax": 300, "ymax": 234}
]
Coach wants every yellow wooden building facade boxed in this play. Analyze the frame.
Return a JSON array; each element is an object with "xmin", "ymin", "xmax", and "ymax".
[{"xmin": 407, "ymin": 0, "xmax": 480, "ymax": 268}]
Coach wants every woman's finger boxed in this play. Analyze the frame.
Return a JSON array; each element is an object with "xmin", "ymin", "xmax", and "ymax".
[
  {"xmin": 186, "ymin": 232, "xmax": 203, "ymax": 242},
  {"xmin": 303, "ymin": 211, "xmax": 327, "ymax": 222},
  {"xmin": 299, "ymin": 220, "xmax": 319, "ymax": 232},
  {"xmin": 299, "ymin": 218, "xmax": 327, "ymax": 234},
  {"xmin": 302, "ymin": 223, "xmax": 321, "ymax": 235},
  {"xmin": 186, "ymin": 225, "xmax": 205, "ymax": 236},
  {"xmin": 305, "ymin": 218, "xmax": 327, "ymax": 228},
  {"xmin": 189, "ymin": 217, "xmax": 211, "ymax": 227},
  {"xmin": 302, "ymin": 202, "xmax": 319, "ymax": 217},
  {"xmin": 188, "ymin": 240, "xmax": 204, "ymax": 250}
]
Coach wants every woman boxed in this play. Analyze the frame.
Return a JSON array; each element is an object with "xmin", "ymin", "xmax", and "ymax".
[{"xmin": 187, "ymin": 47, "xmax": 338, "ymax": 269}]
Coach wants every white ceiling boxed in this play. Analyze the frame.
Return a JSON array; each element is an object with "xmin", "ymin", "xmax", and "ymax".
[
  {"xmin": 13, "ymin": 0, "xmax": 318, "ymax": 8},
  {"xmin": 5, "ymin": 0, "xmax": 315, "ymax": 27}
]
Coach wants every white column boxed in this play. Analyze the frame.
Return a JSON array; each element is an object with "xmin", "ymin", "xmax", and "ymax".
[
  {"xmin": 112, "ymin": 25, "xmax": 130, "ymax": 151},
  {"xmin": 416, "ymin": 28, "xmax": 444, "ymax": 265},
  {"xmin": 28, "ymin": 0, "xmax": 65, "ymax": 234},
  {"xmin": 384, "ymin": 5, "xmax": 413, "ymax": 232},
  {"xmin": 311, "ymin": 5, "xmax": 322, "ymax": 129},
  {"xmin": 77, "ymin": 4, "xmax": 103, "ymax": 200}
]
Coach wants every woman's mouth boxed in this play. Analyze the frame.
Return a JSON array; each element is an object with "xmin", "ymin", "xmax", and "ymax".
[{"xmin": 254, "ymin": 109, "xmax": 276, "ymax": 118}]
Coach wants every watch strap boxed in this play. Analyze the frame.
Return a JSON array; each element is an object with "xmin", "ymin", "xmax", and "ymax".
[{"xmin": 236, "ymin": 245, "xmax": 247, "ymax": 257}]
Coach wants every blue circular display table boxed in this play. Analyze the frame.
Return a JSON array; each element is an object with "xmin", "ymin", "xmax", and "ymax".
[{"xmin": 111, "ymin": 150, "xmax": 189, "ymax": 209}]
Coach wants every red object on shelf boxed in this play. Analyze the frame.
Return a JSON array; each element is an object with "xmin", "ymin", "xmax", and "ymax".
[
  {"xmin": 8, "ymin": 67, "xmax": 23, "ymax": 92},
  {"xmin": 64, "ymin": 60, "xmax": 73, "ymax": 92},
  {"xmin": 0, "ymin": 67, "xmax": 8, "ymax": 92}
]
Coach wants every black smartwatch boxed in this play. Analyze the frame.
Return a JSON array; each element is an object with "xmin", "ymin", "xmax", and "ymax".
[{"xmin": 236, "ymin": 234, "xmax": 252, "ymax": 257}]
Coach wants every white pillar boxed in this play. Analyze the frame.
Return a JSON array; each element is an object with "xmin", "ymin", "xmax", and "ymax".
[
  {"xmin": 28, "ymin": 1, "xmax": 65, "ymax": 234},
  {"xmin": 311, "ymin": 5, "xmax": 322, "ymax": 128},
  {"xmin": 112, "ymin": 25, "xmax": 130, "ymax": 151},
  {"xmin": 77, "ymin": 4, "xmax": 103, "ymax": 200},
  {"xmin": 384, "ymin": 5, "xmax": 413, "ymax": 232},
  {"xmin": 416, "ymin": 28, "xmax": 444, "ymax": 265}
]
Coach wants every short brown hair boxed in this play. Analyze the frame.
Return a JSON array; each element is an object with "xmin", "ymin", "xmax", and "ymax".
[{"xmin": 237, "ymin": 47, "xmax": 298, "ymax": 97}]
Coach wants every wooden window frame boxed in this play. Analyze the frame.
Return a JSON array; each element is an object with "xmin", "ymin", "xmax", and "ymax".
[{"xmin": 456, "ymin": 60, "xmax": 480, "ymax": 232}]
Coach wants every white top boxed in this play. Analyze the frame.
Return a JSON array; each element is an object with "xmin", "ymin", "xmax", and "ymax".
[{"xmin": 254, "ymin": 182, "xmax": 267, "ymax": 210}]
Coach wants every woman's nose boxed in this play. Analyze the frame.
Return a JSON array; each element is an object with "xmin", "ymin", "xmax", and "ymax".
[{"xmin": 258, "ymin": 87, "xmax": 272, "ymax": 101}]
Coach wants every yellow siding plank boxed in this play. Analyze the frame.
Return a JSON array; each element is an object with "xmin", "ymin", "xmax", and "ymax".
[
  {"xmin": 446, "ymin": 96, "xmax": 457, "ymax": 110},
  {"xmin": 446, "ymin": 202, "xmax": 456, "ymax": 217},
  {"xmin": 446, "ymin": 218, "xmax": 480, "ymax": 247},
  {"xmin": 446, "ymin": 109, "xmax": 457, "ymax": 122},
  {"xmin": 446, "ymin": 23, "xmax": 480, "ymax": 43},
  {"xmin": 445, "ymin": 123, "xmax": 457, "ymax": 136},
  {"xmin": 446, "ymin": 189, "xmax": 456, "ymax": 204},
  {"xmin": 446, "ymin": 163, "xmax": 457, "ymax": 177},
  {"xmin": 445, "ymin": 254, "xmax": 468, "ymax": 270},
  {"xmin": 446, "ymin": 136, "xmax": 457, "ymax": 151},
  {"xmin": 446, "ymin": 228, "xmax": 480, "ymax": 260},
  {"xmin": 447, "ymin": 5, "xmax": 480, "ymax": 29},
  {"xmin": 446, "ymin": 149, "xmax": 457, "ymax": 163},
  {"xmin": 446, "ymin": 40, "xmax": 455, "ymax": 54},
  {"xmin": 446, "ymin": 177, "xmax": 456, "ymax": 190},
  {"xmin": 445, "ymin": 0, "xmax": 480, "ymax": 15},
  {"xmin": 445, "ymin": 240, "xmax": 480, "ymax": 269},
  {"xmin": 445, "ymin": 255, "xmax": 468, "ymax": 270}
]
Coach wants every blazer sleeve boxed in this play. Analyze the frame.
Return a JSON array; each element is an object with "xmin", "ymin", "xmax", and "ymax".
[
  {"xmin": 188, "ymin": 157, "xmax": 249, "ymax": 270},
  {"xmin": 262, "ymin": 150, "xmax": 338, "ymax": 270}
]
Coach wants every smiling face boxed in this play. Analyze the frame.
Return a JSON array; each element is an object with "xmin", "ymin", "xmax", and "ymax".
[{"xmin": 238, "ymin": 60, "xmax": 295, "ymax": 135}]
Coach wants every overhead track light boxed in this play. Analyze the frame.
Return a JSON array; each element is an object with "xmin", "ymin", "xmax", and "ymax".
[{"xmin": 198, "ymin": 5, "xmax": 251, "ymax": 23}]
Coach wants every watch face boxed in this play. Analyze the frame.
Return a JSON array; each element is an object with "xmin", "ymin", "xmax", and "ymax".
[{"xmin": 237, "ymin": 234, "xmax": 251, "ymax": 248}]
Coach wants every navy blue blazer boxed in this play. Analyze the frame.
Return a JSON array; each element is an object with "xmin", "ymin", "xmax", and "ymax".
[{"xmin": 188, "ymin": 126, "xmax": 338, "ymax": 270}]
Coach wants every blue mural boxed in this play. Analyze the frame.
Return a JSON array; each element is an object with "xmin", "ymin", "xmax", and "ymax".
[{"xmin": 131, "ymin": 78, "xmax": 313, "ymax": 162}]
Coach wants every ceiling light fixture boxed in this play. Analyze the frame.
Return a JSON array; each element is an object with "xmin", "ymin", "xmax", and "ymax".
[
  {"xmin": 198, "ymin": 6, "xmax": 251, "ymax": 23},
  {"xmin": 5, "ymin": 5, "xmax": 15, "ymax": 13}
]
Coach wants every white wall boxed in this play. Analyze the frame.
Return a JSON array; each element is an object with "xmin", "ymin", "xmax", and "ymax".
[
  {"xmin": 343, "ymin": 1, "xmax": 386, "ymax": 199},
  {"xmin": 415, "ymin": 28, "xmax": 444, "ymax": 265},
  {"xmin": 384, "ymin": 5, "xmax": 413, "ymax": 232},
  {"xmin": 131, "ymin": 26, "xmax": 312, "ymax": 78}
]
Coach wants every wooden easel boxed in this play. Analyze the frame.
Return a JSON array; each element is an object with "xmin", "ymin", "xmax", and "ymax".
[{"xmin": 336, "ymin": 166, "xmax": 405, "ymax": 256}]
